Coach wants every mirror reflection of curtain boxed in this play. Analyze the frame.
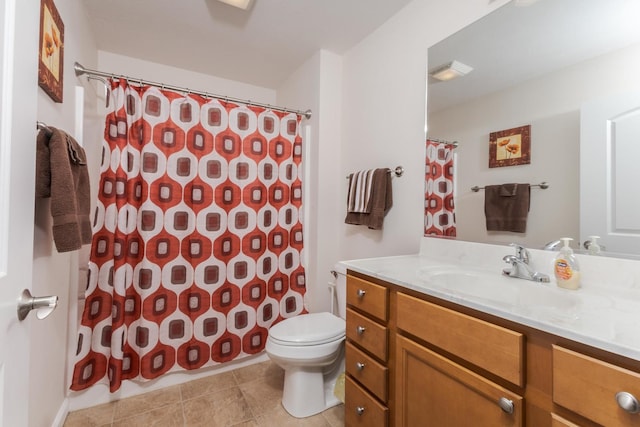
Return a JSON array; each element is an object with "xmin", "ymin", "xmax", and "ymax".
[
  {"xmin": 424, "ymin": 139, "xmax": 456, "ymax": 237},
  {"xmin": 71, "ymin": 79, "xmax": 307, "ymax": 392}
]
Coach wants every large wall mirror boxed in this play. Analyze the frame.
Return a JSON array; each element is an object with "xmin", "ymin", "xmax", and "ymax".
[{"xmin": 427, "ymin": 0, "xmax": 640, "ymax": 258}]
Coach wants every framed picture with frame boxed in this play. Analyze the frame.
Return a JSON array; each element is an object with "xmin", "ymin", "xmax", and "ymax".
[
  {"xmin": 38, "ymin": 0, "xmax": 64, "ymax": 103},
  {"xmin": 489, "ymin": 124, "xmax": 531, "ymax": 168}
]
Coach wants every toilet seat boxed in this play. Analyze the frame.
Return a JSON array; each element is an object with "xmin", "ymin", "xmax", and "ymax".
[{"xmin": 268, "ymin": 312, "xmax": 345, "ymax": 346}]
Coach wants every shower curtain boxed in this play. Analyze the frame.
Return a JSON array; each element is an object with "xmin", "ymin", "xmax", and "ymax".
[
  {"xmin": 71, "ymin": 79, "xmax": 307, "ymax": 392},
  {"xmin": 424, "ymin": 139, "xmax": 456, "ymax": 237}
]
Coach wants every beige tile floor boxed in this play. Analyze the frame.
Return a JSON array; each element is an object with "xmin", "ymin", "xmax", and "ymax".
[{"xmin": 63, "ymin": 360, "xmax": 344, "ymax": 427}]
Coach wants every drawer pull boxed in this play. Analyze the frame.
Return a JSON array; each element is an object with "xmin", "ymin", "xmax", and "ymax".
[
  {"xmin": 356, "ymin": 406, "xmax": 366, "ymax": 416},
  {"xmin": 498, "ymin": 397, "xmax": 514, "ymax": 415},
  {"xmin": 616, "ymin": 391, "xmax": 640, "ymax": 414},
  {"xmin": 356, "ymin": 325, "xmax": 366, "ymax": 335},
  {"xmin": 356, "ymin": 362, "xmax": 366, "ymax": 371},
  {"xmin": 357, "ymin": 289, "xmax": 366, "ymax": 298}
]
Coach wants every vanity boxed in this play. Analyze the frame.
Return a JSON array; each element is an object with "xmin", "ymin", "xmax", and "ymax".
[{"xmin": 341, "ymin": 239, "xmax": 640, "ymax": 427}]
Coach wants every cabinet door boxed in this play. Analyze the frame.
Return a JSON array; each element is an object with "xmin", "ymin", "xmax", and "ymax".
[{"xmin": 395, "ymin": 335, "xmax": 523, "ymax": 427}]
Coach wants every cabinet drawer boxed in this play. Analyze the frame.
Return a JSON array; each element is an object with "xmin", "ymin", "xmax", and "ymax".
[
  {"xmin": 346, "ymin": 341, "xmax": 388, "ymax": 402},
  {"xmin": 345, "ymin": 375, "xmax": 388, "ymax": 427},
  {"xmin": 553, "ymin": 345, "xmax": 640, "ymax": 426},
  {"xmin": 347, "ymin": 275, "xmax": 388, "ymax": 322},
  {"xmin": 346, "ymin": 308, "xmax": 388, "ymax": 361},
  {"xmin": 396, "ymin": 292, "xmax": 524, "ymax": 386}
]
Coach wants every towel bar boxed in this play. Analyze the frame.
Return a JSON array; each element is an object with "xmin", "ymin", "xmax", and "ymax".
[
  {"xmin": 36, "ymin": 121, "xmax": 53, "ymax": 137},
  {"xmin": 471, "ymin": 182, "xmax": 549, "ymax": 192},
  {"xmin": 345, "ymin": 166, "xmax": 404, "ymax": 179}
]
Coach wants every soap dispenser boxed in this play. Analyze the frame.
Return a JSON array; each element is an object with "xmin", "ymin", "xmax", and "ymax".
[
  {"xmin": 587, "ymin": 235, "xmax": 601, "ymax": 255},
  {"xmin": 554, "ymin": 238, "xmax": 581, "ymax": 290}
]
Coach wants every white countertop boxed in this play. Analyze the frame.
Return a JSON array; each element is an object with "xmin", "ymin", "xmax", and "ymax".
[{"xmin": 340, "ymin": 241, "xmax": 640, "ymax": 362}]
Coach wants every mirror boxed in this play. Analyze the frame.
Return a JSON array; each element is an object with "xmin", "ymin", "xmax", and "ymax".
[{"xmin": 427, "ymin": 0, "xmax": 640, "ymax": 257}]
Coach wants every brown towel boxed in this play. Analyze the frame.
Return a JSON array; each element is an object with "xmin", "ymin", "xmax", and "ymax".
[
  {"xmin": 484, "ymin": 183, "xmax": 530, "ymax": 233},
  {"xmin": 347, "ymin": 169, "xmax": 376, "ymax": 213},
  {"xmin": 36, "ymin": 127, "xmax": 92, "ymax": 252},
  {"xmin": 345, "ymin": 168, "xmax": 392, "ymax": 230}
]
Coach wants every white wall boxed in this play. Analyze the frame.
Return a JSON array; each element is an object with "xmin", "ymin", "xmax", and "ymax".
[
  {"xmin": 32, "ymin": 1, "xmax": 99, "ymax": 426},
  {"xmin": 98, "ymin": 51, "xmax": 277, "ymax": 104},
  {"xmin": 277, "ymin": 50, "xmax": 343, "ymax": 313},
  {"xmin": 429, "ymin": 42, "xmax": 640, "ymax": 249},
  {"xmin": 338, "ymin": 0, "xmax": 510, "ymax": 260}
]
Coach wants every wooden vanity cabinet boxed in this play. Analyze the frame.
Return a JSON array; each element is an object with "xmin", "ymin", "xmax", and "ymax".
[
  {"xmin": 396, "ymin": 334, "xmax": 523, "ymax": 426},
  {"xmin": 395, "ymin": 292, "xmax": 524, "ymax": 427},
  {"xmin": 552, "ymin": 345, "xmax": 640, "ymax": 426},
  {"xmin": 345, "ymin": 275, "xmax": 389, "ymax": 427},
  {"xmin": 344, "ymin": 271, "xmax": 640, "ymax": 427}
]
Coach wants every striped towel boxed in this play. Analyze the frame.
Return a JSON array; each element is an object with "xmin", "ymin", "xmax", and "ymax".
[{"xmin": 347, "ymin": 169, "xmax": 376, "ymax": 213}]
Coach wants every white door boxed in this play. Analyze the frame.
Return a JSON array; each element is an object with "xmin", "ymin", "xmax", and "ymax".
[
  {"xmin": 0, "ymin": 0, "xmax": 40, "ymax": 425},
  {"xmin": 580, "ymin": 91, "xmax": 640, "ymax": 257}
]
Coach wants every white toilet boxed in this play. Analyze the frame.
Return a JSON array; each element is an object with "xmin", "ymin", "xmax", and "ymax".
[{"xmin": 265, "ymin": 263, "xmax": 347, "ymax": 418}]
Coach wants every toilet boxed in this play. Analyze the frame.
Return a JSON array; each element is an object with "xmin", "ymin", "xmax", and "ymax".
[{"xmin": 265, "ymin": 263, "xmax": 347, "ymax": 418}]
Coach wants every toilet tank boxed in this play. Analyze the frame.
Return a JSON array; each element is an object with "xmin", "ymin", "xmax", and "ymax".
[{"xmin": 333, "ymin": 262, "xmax": 347, "ymax": 319}]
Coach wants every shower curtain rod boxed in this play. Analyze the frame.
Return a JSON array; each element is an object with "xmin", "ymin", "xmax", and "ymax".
[
  {"xmin": 73, "ymin": 62, "xmax": 312, "ymax": 120},
  {"xmin": 428, "ymin": 138, "xmax": 458, "ymax": 147}
]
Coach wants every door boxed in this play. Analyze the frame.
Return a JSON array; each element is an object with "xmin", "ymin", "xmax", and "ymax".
[
  {"xmin": 0, "ymin": 0, "xmax": 40, "ymax": 425},
  {"xmin": 580, "ymin": 91, "xmax": 640, "ymax": 257}
]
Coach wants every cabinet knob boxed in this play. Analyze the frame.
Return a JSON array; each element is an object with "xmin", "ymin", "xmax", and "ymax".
[
  {"xmin": 616, "ymin": 391, "xmax": 640, "ymax": 414},
  {"xmin": 498, "ymin": 397, "xmax": 514, "ymax": 414},
  {"xmin": 356, "ymin": 362, "xmax": 366, "ymax": 371},
  {"xmin": 356, "ymin": 406, "xmax": 366, "ymax": 416},
  {"xmin": 356, "ymin": 325, "xmax": 366, "ymax": 335},
  {"xmin": 357, "ymin": 289, "xmax": 366, "ymax": 298}
]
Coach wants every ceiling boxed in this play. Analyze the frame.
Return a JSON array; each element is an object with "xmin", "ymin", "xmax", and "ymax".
[
  {"xmin": 428, "ymin": 0, "xmax": 640, "ymax": 113},
  {"xmin": 83, "ymin": 0, "xmax": 413, "ymax": 88}
]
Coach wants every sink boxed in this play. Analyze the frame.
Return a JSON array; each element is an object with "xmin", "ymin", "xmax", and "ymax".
[
  {"xmin": 418, "ymin": 266, "xmax": 520, "ymax": 308},
  {"xmin": 416, "ymin": 265, "xmax": 611, "ymax": 315}
]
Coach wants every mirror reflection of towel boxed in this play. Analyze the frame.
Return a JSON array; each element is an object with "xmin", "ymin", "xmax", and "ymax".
[
  {"xmin": 345, "ymin": 168, "xmax": 392, "ymax": 230},
  {"xmin": 484, "ymin": 183, "xmax": 530, "ymax": 233}
]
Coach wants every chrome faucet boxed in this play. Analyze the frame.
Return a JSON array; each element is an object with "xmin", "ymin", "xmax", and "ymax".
[{"xmin": 502, "ymin": 244, "xmax": 550, "ymax": 283}]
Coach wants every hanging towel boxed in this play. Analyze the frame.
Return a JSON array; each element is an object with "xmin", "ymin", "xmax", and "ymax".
[
  {"xmin": 347, "ymin": 169, "xmax": 376, "ymax": 213},
  {"xmin": 345, "ymin": 168, "xmax": 393, "ymax": 230},
  {"xmin": 36, "ymin": 127, "xmax": 92, "ymax": 252},
  {"xmin": 484, "ymin": 183, "xmax": 530, "ymax": 233}
]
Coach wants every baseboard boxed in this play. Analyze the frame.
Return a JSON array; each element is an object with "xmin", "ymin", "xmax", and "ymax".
[{"xmin": 51, "ymin": 397, "xmax": 69, "ymax": 427}]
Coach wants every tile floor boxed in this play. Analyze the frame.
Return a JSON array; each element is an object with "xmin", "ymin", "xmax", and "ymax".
[{"xmin": 63, "ymin": 360, "xmax": 344, "ymax": 427}]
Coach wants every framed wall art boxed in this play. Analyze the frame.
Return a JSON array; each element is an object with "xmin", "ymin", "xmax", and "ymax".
[
  {"xmin": 38, "ymin": 0, "xmax": 64, "ymax": 103},
  {"xmin": 489, "ymin": 124, "xmax": 530, "ymax": 168}
]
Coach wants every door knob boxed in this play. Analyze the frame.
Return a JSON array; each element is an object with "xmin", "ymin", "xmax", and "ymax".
[{"xmin": 17, "ymin": 289, "xmax": 58, "ymax": 321}]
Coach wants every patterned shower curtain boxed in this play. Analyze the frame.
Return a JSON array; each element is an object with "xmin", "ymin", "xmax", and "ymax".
[
  {"xmin": 424, "ymin": 139, "xmax": 456, "ymax": 237},
  {"xmin": 71, "ymin": 79, "xmax": 306, "ymax": 392}
]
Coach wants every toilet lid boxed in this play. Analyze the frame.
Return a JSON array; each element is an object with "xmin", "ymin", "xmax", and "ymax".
[{"xmin": 268, "ymin": 312, "xmax": 346, "ymax": 346}]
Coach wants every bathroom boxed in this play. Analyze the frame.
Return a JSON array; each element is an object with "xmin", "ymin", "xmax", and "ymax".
[{"xmin": 2, "ymin": 0, "xmax": 640, "ymax": 425}]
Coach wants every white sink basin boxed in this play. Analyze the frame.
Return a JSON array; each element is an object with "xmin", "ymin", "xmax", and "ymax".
[{"xmin": 417, "ymin": 265, "xmax": 611, "ymax": 315}]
